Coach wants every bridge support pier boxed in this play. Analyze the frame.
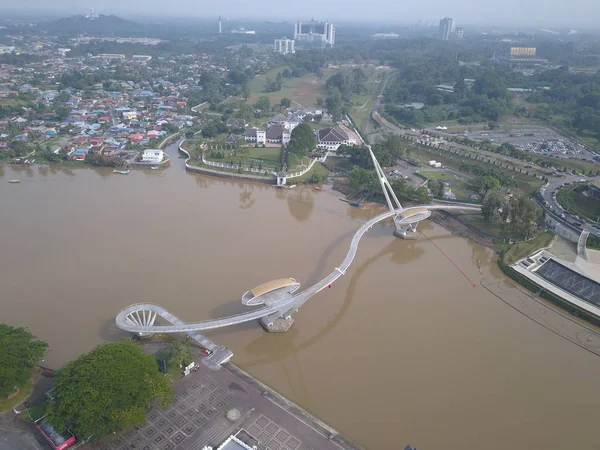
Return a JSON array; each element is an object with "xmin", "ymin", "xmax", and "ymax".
[
  {"xmin": 393, "ymin": 220, "xmax": 420, "ymax": 240},
  {"xmin": 260, "ymin": 315, "xmax": 294, "ymax": 333}
]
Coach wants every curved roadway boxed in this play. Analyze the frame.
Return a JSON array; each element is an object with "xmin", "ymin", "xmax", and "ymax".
[{"xmin": 116, "ymin": 204, "xmax": 480, "ymax": 335}]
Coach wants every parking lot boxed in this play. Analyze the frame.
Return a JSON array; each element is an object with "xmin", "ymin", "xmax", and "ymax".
[{"xmin": 435, "ymin": 126, "xmax": 594, "ymax": 160}]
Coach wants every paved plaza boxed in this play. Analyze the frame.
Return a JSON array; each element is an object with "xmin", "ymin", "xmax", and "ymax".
[{"xmin": 89, "ymin": 354, "xmax": 361, "ymax": 450}]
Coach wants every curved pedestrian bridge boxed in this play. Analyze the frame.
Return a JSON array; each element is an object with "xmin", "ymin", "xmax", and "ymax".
[{"xmin": 116, "ymin": 204, "xmax": 480, "ymax": 337}]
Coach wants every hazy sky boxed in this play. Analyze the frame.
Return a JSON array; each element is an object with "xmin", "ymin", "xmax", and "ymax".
[{"xmin": 7, "ymin": 0, "xmax": 600, "ymax": 28}]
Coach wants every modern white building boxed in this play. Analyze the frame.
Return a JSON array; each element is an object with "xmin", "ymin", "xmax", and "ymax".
[
  {"xmin": 439, "ymin": 17, "xmax": 455, "ymax": 41},
  {"xmin": 274, "ymin": 38, "xmax": 295, "ymax": 55},
  {"xmin": 293, "ymin": 20, "xmax": 335, "ymax": 48},
  {"xmin": 141, "ymin": 149, "xmax": 164, "ymax": 163}
]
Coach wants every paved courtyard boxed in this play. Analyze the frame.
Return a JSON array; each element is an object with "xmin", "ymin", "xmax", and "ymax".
[{"xmin": 89, "ymin": 359, "xmax": 361, "ymax": 450}]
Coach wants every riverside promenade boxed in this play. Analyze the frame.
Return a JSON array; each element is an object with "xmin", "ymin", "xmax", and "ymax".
[{"xmin": 89, "ymin": 344, "xmax": 364, "ymax": 450}]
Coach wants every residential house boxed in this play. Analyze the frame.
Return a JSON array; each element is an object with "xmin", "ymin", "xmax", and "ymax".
[
  {"xmin": 69, "ymin": 148, "xmax": 88, "ymax": 161},
  {"xmin": 226, "ymin": 118, "xmax": 246, "ymax": 129},
  {"xmin": 225, "ymin": 133, "xmax": 240, "ymax": 145},
  {"xmin": 129, "ymin": 133, "xmax": 144, "ymax": 143},
  {"xmin": 315, "ymin": 127, "xmax": 356, "ymax": 151}
]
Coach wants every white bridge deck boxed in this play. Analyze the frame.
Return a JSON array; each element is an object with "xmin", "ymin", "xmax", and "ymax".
[{"xmin": 116, "ymin": 205, "xmax": 480, "ymax": 339}]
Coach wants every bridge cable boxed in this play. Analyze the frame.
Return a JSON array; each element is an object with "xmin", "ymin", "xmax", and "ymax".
[{"xmin": 419, "ymin": 230, "xmax": 477, "ymax": 288}]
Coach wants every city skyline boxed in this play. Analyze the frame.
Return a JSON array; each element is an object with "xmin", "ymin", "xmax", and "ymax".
[{"xmin": 2, "ymin": 0, "xmax": 600, "ymax": 28}]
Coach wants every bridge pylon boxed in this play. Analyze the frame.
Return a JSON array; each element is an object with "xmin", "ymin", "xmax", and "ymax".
[{"xmin": 366, "ymin": 145, "xmax": 420, "ymax": 238}]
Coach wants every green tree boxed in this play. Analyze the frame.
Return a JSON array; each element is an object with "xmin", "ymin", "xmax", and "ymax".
[
  {"xmin": 287, "ymin": 123, "xmax": 316, "ymax": 157},
  {"xmin": 166, "ymin": 341, "xmax": 191, "ymax": 368},
  {"xmin": 480, "ymin": 175, "xmax": 501, "ymax": 200},
  {"xmin": 241, "ymin": 84, "xmax": 250, "ymax": 100},
  {"xmin": 9, "ymin": 140, "xmax": 28, "ymax": 156},
  {"xmin": 47, "ymin": 340, "xmax": 173, "ymax": 440},
  {"xmin": 280, "ymin": 98, "xmax": 291, "ymax": 108},
  {"xmin": 325, "ymin": 88, "xmax": 343, "ymax": 122},
  {"xmin": 481, "ymin": 190, "xmax": 504, "ymax": 223},
  {"xmin": 0, "ymin": 324, "xmax": 48, "ymax": 398},
  {"xmin": 348, "ymin": 167, "xmax": 378, "ymax": 190},
  {"xmin": 55, "ymin": 107, "xmax": 70, "ymax": 122},
  {"xmin": 254, "ymin": 96, "xmax": 271, "ymax": 113}
]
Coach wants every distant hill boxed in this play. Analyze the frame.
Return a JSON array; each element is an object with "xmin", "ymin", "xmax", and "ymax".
[{"xmin": 42, "ymin": 14, "xmax": 145, "ymax": 36}]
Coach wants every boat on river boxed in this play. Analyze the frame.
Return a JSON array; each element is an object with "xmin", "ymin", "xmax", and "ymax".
[
  {"xmin": 8, "ymin": 179, "xmax": 20, "ymax": 184},
  {"xmin": 150, "ymin": 166, "xmax": 160, "ymax": 170},
  {"xmin": 113, "ymin": 169, "xmax": 131, "ymax": 175}
]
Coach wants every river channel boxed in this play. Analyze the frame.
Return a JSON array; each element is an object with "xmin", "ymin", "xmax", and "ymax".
[{"xmin": 1, "ymin": 142, "xmax": 600, "ymax": 449}]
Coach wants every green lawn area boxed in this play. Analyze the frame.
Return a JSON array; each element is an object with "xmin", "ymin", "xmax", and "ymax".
[
  {"xmin": 502, "ymin": 231, "xmax": 555, "ymax": 265},
  {"xmin": 557, "ymin": 183, "xmax": 600, "ymax": 222},
  {"xmin": 206, "ymin": 146, "xmax": 282, "ymax": 170},
  {"xmin": 449, "ymin": 181, "xmax": 474, "ymax": 201},
  {"xmin": 419, "ymin": 171, "xmax": 457, "ymax": 181},
  {"xmin": 409, "ymin": 147, "xmax": 544, "ymax": 197},
  {"xmin": 247, "ymin": 66, "xmax": 327, "ymax": 107},
  {"xmin": 289, "ymin": 161, "xmax": 329, "ymax": 183},
  {"xmin": 0, "ymin": 97, "xmax": 29, "ymax": 107},
  {"xmin": 534, "ymin": 154, "xmax": 599, "ymax": 175},
  {"xmin": 0, "ymin": 376, "xmax": 33, "ymax": 412}
]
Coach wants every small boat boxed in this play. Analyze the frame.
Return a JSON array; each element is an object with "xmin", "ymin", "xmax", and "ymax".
[
  {"xmin": 8, "ymin": 179, "xmax": 20, "ymax": 184},
  {"xmin": 349, "ymin": 201, "xmax": 362, "ymax": 208},
  {"xmin": 313, "ymin": 186, "xmax": 321, "ymax": 191},
  {"xmin": 150, "ymin": 166, "xmax": 160, "ymax": 170},
  {"xmin": 113, "ymin": 169, "xmax": 131, "ymax": 175}
]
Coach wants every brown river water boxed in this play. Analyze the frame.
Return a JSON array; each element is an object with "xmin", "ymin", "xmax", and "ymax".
[{"xmin": 1, "ymin": 143, "xmax": 600, "ymax": 450}]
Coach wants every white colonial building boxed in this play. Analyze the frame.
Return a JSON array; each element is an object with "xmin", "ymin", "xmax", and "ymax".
[
  {"xmin": 315, "ymin": 127, "xmax": 356, "ymax": 151},
  {"xmin": 141, "ymin": 149, "xmax": 164, "ymax": 163},
  {"xmin": 243, "ymin": 129, "xmax": 267, "ymax": 145}
]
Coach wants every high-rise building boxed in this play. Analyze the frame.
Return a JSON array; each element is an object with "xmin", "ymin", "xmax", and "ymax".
[
  {"xmin": 293, "ymin": 20, "xmax": 335, "ymax": 48},
  {"xmin": 439, "ymin": 17, "xmax": 455, "ymax": 41},
  {"xmin": 454, "ymin": 27, "xmax": 464, "ymax": 39},
  {"xmin": 274, "ymin": 39, "xmax": 295, "ymax": 55},
  {"xmin": 218, "ymin": 16, "xmax": 222, "ymax": 34}
]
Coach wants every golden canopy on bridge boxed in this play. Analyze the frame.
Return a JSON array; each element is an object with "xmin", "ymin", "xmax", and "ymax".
[
  {"xmin": 395, "ymin": 207, "xmax": 432, "ymax": 225},
  {"xmin": 242, "ymin": 278, "xmax": 300, "ymax": 306}
]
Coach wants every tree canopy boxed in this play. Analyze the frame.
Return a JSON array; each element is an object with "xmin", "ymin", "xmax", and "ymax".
[
  {"xmin": 287, "ymin": 123, "xmax": 316, "ymax": 157},
  {"xmin": 47, "ymin": 340, "xmax": 173, "ymax": 440},
  {"xmin": 0, "ymin": 324, "xmax": 48, "ymax": 398}
]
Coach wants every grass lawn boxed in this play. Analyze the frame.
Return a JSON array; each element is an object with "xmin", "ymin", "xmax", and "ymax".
[
  {"xmin": 502, "ymin": 231, "xmax": 555, "ymax": 265},
  {"xmin": 419, "ymin": 171, "xmax": 457, "ymax": 181},
  {"xmin": 207, "ymin": 146, "xmax": 282, "ymax": 170},
  {"xmin": 450, "ymin": 181, "xmax": 474, "ymax": 201},
  {"xmin": 322, "ymin": 155, "xmax": 353, "ymax": 172},
  {"xmin": 409, "ymin": 147, "xmax": 544, "ymax": 197},
  {"xmin": 557, "ymin": 183, "xmax": 600, "ymax": 222},
  {"xmin": 0, "ymin": 376, "xmax": 33, "ymax": 412},
  {"xmin": 539, "ymin": 155, "xmax": 599, "ymax": 175},
  {"xmin": 247, "ymin": 66, "xmax": 327, "ymax": 107},
  {"xmin": 289, "ymin": 161, "xmax": 329, "ymax": 183},
  {"xmin": 0, "ymin": 97, "xmax": 29, "ymax": 107}
]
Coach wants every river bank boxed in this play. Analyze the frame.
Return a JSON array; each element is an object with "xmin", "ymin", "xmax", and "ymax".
[{"xmin": 3, "ymin": 142, "xmax": 600, "ymax": 449}]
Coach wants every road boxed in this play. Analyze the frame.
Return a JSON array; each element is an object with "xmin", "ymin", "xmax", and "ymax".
[
  {"xmin": 539, "ymin": 174, "xmax": 600, "ymax": 233},
  {"xmin": 370, "ymin": 94, "xmax": 600, "ymax": 236}
]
